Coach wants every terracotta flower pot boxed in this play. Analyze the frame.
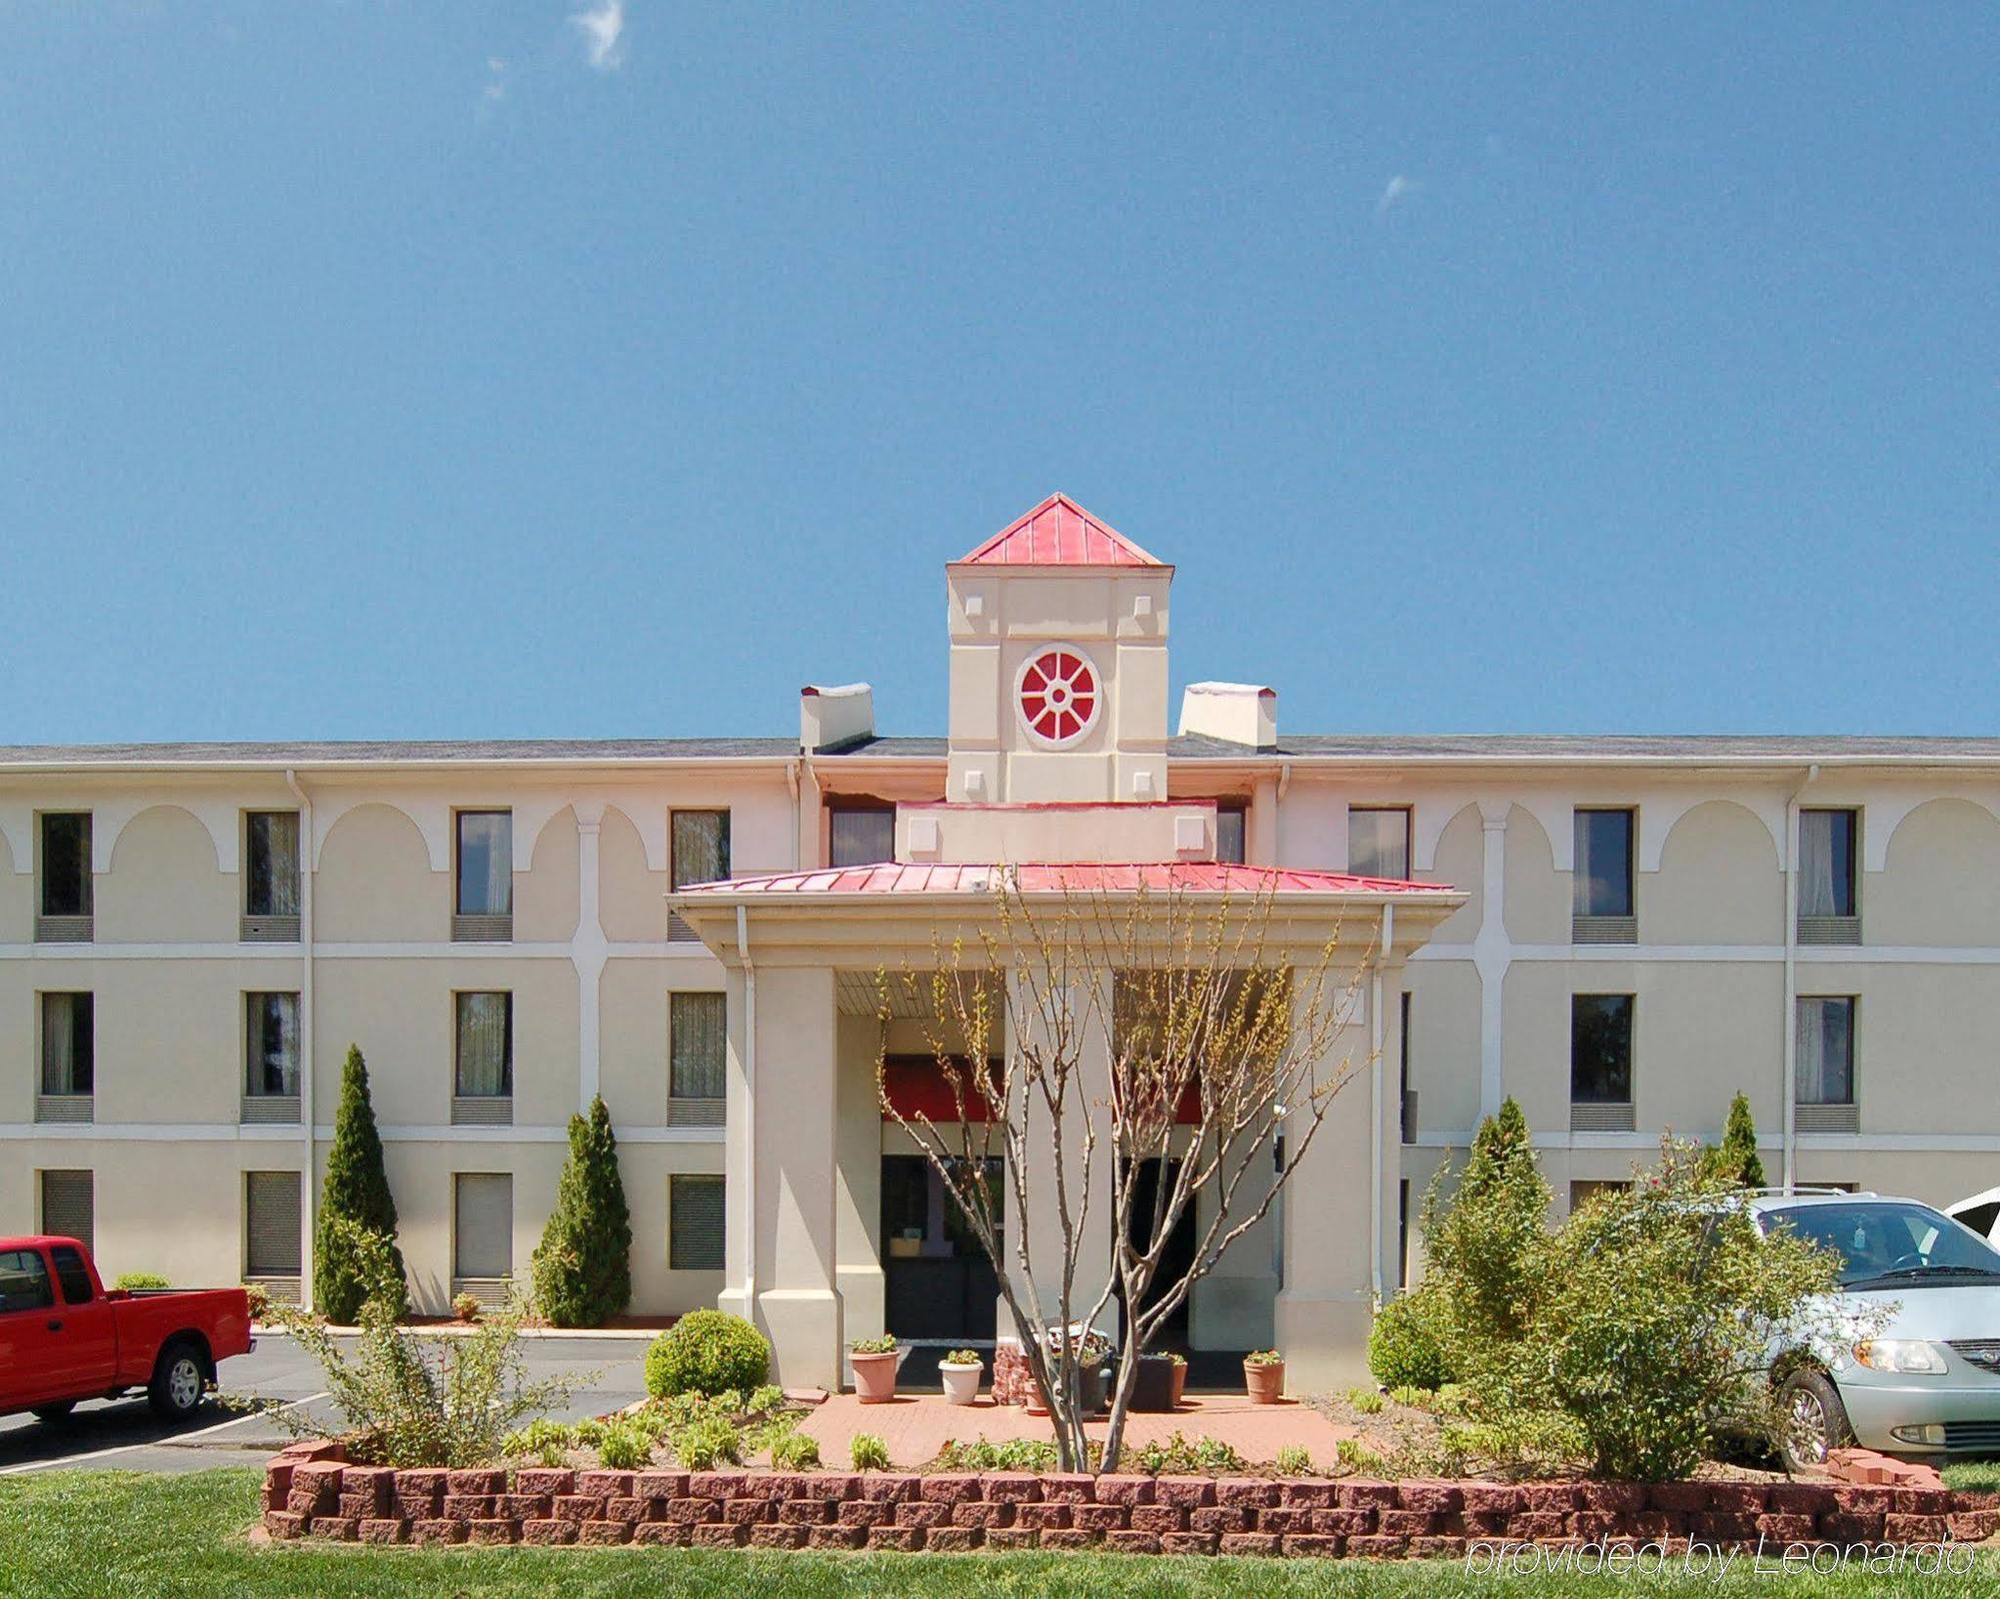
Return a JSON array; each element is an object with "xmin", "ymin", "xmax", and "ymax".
[
  {"xmin": 940, "ymin": 1361, "xmax": 981, "ymax": 1406},
  {"xmin": 1244, "ymin": 1359, "xmax": 1285, "ymax": 1404},
  {"xmin": 1169, "ymin": 1361, "xmax": 1187, "ymax": 1409},
  {"xmin": 850, "ymin": 1349, "xmax": 901, "ymax": 1404}
]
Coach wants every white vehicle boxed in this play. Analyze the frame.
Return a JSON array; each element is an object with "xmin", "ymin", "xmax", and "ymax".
[
  {"xmin": 1946, "ymin": 1187, "xmax": 2000, "ymax": 1249},
  {"xmin": 1749, "ymin": 1191, "xmax": 2000, "ymax": 1471}
]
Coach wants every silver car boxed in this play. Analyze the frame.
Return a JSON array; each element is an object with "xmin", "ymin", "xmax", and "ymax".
[{"xmin": 1750, "ymin": 1190, "xmax": 2000, "ymax": 1471}]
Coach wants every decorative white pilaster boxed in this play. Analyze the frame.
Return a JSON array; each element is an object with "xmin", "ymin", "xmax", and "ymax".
[
  {"xmin": 1473, "ymin": 801, "xmax": 1511, "ymax": 1120},
  {"xmin": 573, "ymin": 803, "xmax": 606, "ymax": 1110}
]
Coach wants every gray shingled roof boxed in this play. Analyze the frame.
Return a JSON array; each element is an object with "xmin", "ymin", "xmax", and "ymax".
[
  {"xmin": 0, "ymin": 732, "xmax": 1994, "ymax": 768},
  {"xmin": 0, "ymin": 735, "xmax": 949, "ymax": 766},
  {"xmin": 1168, "ymin": 732, "xmax": 2000, "ymax": 762}
]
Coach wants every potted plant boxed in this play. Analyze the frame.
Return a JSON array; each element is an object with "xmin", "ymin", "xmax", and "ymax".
[
  {"xmin": 939, "ymin": 1348, "xmax": 983, "ymax": 1406},
  {"xmin": 1130, "ymin": 1350, "xmax": 1178, "ymax": 1413},
  {"xmin": 1075, "ymin": 1330, "xmax": 1113, "ymax": 1415},
  {"xmin": 1244, "ymin": 1349, "xmax": 1285, "ymax": 1404},
  {"xmin": 849, "ymin": 1336, "xmax": 901, "ymax": 1404},
  {"xmin": 1167, "ymin": 1350, "xmax": 1188, "ymax": 1408}
]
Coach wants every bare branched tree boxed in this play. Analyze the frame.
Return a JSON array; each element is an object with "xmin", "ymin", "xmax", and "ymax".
[{"xmin": 875, "ymin": 870, "xmax": 1370, "ymax": 1471}]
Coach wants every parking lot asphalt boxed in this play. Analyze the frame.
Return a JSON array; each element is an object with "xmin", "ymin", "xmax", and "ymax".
[{"xmin": 0, "ymin": 1331, "xmax": 650, "ymax": 1476}]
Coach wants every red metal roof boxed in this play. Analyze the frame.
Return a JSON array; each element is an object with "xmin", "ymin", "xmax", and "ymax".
[
  {"xmin": 675, "ymin": 862, "xmax": 1456, "ymax": 898},
  {"xmin": 956, "ymin": 494, "xmax": 1166, "ymax": 568}
]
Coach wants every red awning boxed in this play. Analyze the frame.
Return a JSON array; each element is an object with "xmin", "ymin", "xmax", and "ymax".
[{"xmin": 674, "ymin": 861, "xmax": 1456, "ymax": 898}]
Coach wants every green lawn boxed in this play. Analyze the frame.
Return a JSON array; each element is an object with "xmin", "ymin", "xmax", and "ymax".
[
  {"xmin": 1947, "ymin": 1460, "xmax": 2000, "ymax": 1496},
  {"xmin": 3, "ymin": 1469, "xmax": 1999, "ymax": 1599}
]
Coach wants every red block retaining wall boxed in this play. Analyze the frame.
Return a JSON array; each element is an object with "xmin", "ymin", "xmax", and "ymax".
[{"xmin": 258, "ymin": 1442, "xmax": 1999, "ymax": 1558}]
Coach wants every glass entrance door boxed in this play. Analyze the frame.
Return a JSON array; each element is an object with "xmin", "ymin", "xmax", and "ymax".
[{"xmin": 880, "ymin": 1155, "xmax": 1001, "ymax": 1340}]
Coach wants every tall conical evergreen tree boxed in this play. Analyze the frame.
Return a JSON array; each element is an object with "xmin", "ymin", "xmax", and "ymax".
[
  {"xmin": 1420, "ymin": 1095, "xmax": 1550, "ymax": 1347},
  {"xmin": 314, "ymin": 1044, "xmax": 406, "ymax": 1322},
  {"xmin": 1710, "ymin": 1091, "xmax": 1767, "ymax": 1188},
  {"xmin": 531, "ymin": 1095, "xmax": 633, "ymax": 1327}
]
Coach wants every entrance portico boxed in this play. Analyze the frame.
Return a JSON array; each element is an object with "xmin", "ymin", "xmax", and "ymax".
[{"xmin": 667, "ymin": 497, "xmax": 1468, "ymax": 1390}]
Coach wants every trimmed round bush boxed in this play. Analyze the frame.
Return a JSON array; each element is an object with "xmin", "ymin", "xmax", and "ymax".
[
  {"xmin": 645, "ymin": 1310, "xmax": 771, "ymax": 1398},
  {"xmin": 1368, "ymin": 1291, "xmax": 1451, "ymax": 1391}
]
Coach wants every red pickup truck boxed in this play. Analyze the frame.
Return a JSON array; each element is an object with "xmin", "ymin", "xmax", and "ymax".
[{"xmin": 0, "ymin": 1236, "xmax": 254, "ymax": 1425}]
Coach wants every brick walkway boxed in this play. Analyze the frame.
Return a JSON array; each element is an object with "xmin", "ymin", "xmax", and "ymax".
[{"xmin": 797, "ymin": 1393, "xmax": 1354, "ymax": 1469}]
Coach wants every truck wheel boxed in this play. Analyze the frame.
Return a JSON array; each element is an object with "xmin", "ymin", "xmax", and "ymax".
[
  {"xmin": 1778, "ymin": 1367, "xmax": 1853, "ymax": 1472},
  {"xmin": 148, "ymin": 1340, "xmax": 208, "ymax": 1421},
  {"xmin": 31, "ymin": 1401, "xmax": 77, "ymax": 1425}
]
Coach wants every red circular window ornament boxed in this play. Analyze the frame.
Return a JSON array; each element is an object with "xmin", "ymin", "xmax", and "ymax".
[{"xmin": 1017, "ymin": 646, "xmax": 1101, "ymax": 747}]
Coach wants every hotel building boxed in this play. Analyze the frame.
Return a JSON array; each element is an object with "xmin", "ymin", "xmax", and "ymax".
[{"xmin": 6, "ymin": 494, "xmax": 2000, "ymax": 1388}]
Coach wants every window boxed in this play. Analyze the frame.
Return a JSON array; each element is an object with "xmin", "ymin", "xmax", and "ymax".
[
  {"xmin": 828, "ymin": 804, "xmax": 895, "ymax": 868},
  {"xmin": 1573, "ymin": 809, "xmax": 1634, "ymax": 918},
  {"xmin": 454, "ymin": 811, "xmax": 512, "ymax": 938},
  {"xmin": 453, "ymin": 1173, "xmax": 513, "ymax": 1282},
  {"xmin": 669, "ymin": 992, "xmax": 726, "ymax": 1126},
  {"xmin": 1799, "ymin": 809, "xmax": 1860, "ymax": 941},
  {"xmin": 0, "ymin": 1249, "xmax": 55, "ymax": 1315},
  {"xmin": 669, "ymin": 810, "xmax": 730, "ymax": 940},
  {"xmin": 1349, "ymin": 807, "xmax": 1411, "ymax": 880},
  {"xmin": 243, "ymin": 811, "xmax": 301, "ymax": 935},
  {"xmin": 1571, "ymin": 994, "xmax": 1634, "ymax": 1105},
  {"xmin": 244, "ymin": 993, "xmax": 301, "ymax": 1109},
  {"xmin": 1797, "ymin": 996, "xmax": 1856, "ymax": 1107},
  {"xmin": 669, "ymin": 1174, "xmax": 726, "ymax": 1271},
  {"xmin": 454, "ymin": 993, "xmax": 513, "ymax": 1100},
  {"xmin": 37, "ymin": 812, "xmax": 91, "ymax": 939},
  {"xmin": 39, "ymin": 1170, "xmax": 93, "ymax": 1252},
  {"xmin": 1398, "ymin": 990, "xmax": 1416, "ymax": 1144},
  {"xmin": 50, "ymin": 1244, "xmax": 92, "ymax": 1305},
  {"xmin": 39, "ymin": 993, "xmax": 93, "ymax": 1113},
  {"xmin": 1215, "ymin": 803, "xmax": 1247, "ymax": 866},
  {"xmin": 245, "ymin": 1172, "xmax": 303, "ymax": 1279}
]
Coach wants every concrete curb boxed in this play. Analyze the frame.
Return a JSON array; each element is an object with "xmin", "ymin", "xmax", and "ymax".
[{"xmin": 252, "ymin": 1323, "xmax": 666, "ymax": 1342}]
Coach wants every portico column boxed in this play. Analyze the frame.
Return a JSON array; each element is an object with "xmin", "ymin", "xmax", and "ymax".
[
  {"xmin": 1272, "ymin": 997, "xmax": 1377, "ymax": 1390},
  {"xmin": 718, "ymin": 963, "xmax": 844, "ymax": 1389},
  {"xmin": 1008, "ymin": 969, "xmax": 1117, "ymax": 1345}
]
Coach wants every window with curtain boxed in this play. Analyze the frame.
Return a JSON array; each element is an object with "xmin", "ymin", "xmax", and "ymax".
[
  {"xmin": 1796, "ymin": 996, "xmax": 1856, "ymax": 1106},
  {"xmin": 1799, "ymin": 810, "xmax": 1858, "ymax": 919},
  {"xmin": 671, "ymin": 810, "xmax": 730, "ymax": 888},
  {"xmin": 669, "ymin": 810, "xmax": 730, "ymax": 940},
  {"xmin": 670, "ymin": 992, "xmax": 726, "ymax": 1103},
  {"xmin": 454, "ymin": 1173, "xmax": 513, "ymax": 1280},
  {"xmin": 1573, "ymin": 809, "xmax": 1635, "ymax": 917},
  {"xmin": 670, "ymin": 1175, "xmax": 726, "ymax": 1271},
  {"xmin": 455, "ymin": 812, "xmax": 513, "ymax": 916},
  {"xmin": 828, "ymin": 805, "xmax": 896, "ymax": 867},
  {"xmin": 245, "ymin": 812, "xmax": 301, "ymax": 916},
  {"xmin": 1349, "ymin": 807, "xmax": 1412, "ymax": 879},
  {"xmin": 1215, "ymin": 803, "xmax": 1248, "ymax": 865},
  {"xmin": 455, "ymin": 992, "xmax": 513, "ymax": 1097},
  {"xmin": 245, "ymin": 993, "xmax": 301, "ymax": 1097},
  {"xmin": 245, "ymin": 1171, "xmax": 303, "ymax": 1277},
  {"xmin": 40, "ymin": 993, "xmax": 93, "ymax": 1095},
  {"xmin": 39, "ymin": 813, "xmax": 91, "ymax": 917},
  {"xmin": 1571, "ymin": 994, "xmax": 1634, "ymax": 1103}
]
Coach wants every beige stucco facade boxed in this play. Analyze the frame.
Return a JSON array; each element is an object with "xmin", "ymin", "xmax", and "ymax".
[{"xmin": 8, "ymin": 494, "xmax": 2000, "ymax": 1390}]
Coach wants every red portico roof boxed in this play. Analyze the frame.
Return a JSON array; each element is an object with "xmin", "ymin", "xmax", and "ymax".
[
  {"xmin": 956, "ymin": 493, "xmax": 1166, "ymax": 568},
  {"xmin": 673, "ymin": 861, "xmax": 1457, "ymax": 899}
]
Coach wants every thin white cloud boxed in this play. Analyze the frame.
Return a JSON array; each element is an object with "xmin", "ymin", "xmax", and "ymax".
[
  {"xmin": 572, "ymin": 0, "xmax": 626, "ymax": 71},
  {"xmin": 483, "ymin": 57, "xmax": 508, "ymax": 103},
  {"xmin": 1376, "ymin": 174, "xmax": 1416, "ymax": 217}
]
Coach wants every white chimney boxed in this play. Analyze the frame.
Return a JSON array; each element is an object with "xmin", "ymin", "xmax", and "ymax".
[
  {"xmin": 1178, "ymin": 682, "xmax": 1277, "ymax": 751},
  {"xmin": 800, "ymin": 683, "xmax": 875, "ymax": 753}
]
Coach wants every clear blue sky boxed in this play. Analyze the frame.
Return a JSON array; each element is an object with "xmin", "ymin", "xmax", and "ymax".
[{"xmin": 2, "ymin": 4, "xmax": 1994, "ymax": 745}]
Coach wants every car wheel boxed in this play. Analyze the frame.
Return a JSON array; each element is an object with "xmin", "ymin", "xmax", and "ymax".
[
  {"xmin": 1779, "ymin": 1367, "xmax": 1853, "ymax": 1473},
  {"xmin": 148, "ymin": 1340, "xmax": 208, "ymax": 1421},
  {"xmin": 30, "ymin": 1401, "xmax": 77, "ymax": 1426}
]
